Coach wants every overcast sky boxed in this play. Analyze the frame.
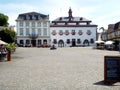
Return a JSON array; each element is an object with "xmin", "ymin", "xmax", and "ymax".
[{"xmin": 0, "ymin": 0, "xmax": 120, "ymax": 29}]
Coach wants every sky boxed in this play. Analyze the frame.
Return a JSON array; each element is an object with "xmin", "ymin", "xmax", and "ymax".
[{"xmin": 0, "ymin": 0, "xmax": 120, "ymax": 29}]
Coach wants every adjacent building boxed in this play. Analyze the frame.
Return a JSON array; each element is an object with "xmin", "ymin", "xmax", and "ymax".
[
  {"xmin": 50, "ymin": 8, "xmax": 98, "ymax": 47},
  {"xmin": 107, "ymin": 22, "xmax": 120, "ymax": 46},
  {"xmin": 16, "ymin": 12, "xmax": 50, "ymax": 47}
]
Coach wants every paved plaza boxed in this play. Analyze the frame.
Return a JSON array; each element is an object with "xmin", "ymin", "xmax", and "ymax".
[{"xmin": 0, "ymin": 47, "xmax": 120, "ymax": 90}]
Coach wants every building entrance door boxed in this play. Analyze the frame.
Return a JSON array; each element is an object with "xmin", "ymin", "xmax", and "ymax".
[
  {"xmin": 72, "ymin": 39, "xmax": 76, "ymax": 46},
  {"xmin": 31, "ymin": 40, "xmax": 36, "ymax": 47},
  {"xmin": 58, "ymin": 40, "xmax": 64, "ymax": 47}
]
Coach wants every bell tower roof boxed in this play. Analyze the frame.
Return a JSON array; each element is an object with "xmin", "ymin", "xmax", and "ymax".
[{"xmin": 68, "ymin": 8, "xmax": 73, "ymax": 21}]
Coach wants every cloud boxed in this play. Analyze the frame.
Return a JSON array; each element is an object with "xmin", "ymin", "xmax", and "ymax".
[
  {"xmin": 0, "ymin": 3, "xmax": 40, "ymax": 25},
  {"xmin": 0, "ymin": 0, "xmax": 120, "ymax": 29}
]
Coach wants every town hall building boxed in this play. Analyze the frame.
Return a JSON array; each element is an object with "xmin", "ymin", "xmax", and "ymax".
[{"xmin": 50, "ymin": 8, "xmax": 98, "ymax": 47}]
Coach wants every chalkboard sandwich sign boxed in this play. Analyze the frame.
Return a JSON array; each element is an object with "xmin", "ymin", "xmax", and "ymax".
[{"xmin": 104, "ymin": 56, "xmax": 120, "ymax": 82}]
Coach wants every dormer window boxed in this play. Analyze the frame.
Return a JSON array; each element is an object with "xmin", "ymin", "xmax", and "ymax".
[
  {"xmin": 38, "ymin": 15, "xmax": 41, "ymax": 20},
  {"xmin": 80, "ymin": 17, "xmax": 83, "ymax": 20},
  {"xmin": 76, "ymin": 22, "xmax": 79, "ymax": 25},
  {"xmin": 87, "ymin": 22, "xmax": 90, "ymax": 25},
  {"xmin": 26, "ymin": 15, "xmax": 30, "ymax": 20},
  {"xmin": 32, "ymin": 15, "xmax": 36, "ymax": 20},
  {"xmin": 54, "ymin": 22, "xmax": 57, "ymax": 25},
  {"xmin": 59, "ymin": 17, "xmax": 62, "ymax": 20},
  {"xmin": 65, "ymin": 22, "xmax": 68, "ymax": 25}
]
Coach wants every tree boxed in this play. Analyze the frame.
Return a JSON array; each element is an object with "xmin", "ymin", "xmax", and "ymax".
[
  {"xmin": 0, "ymin": 29, "xmax": 17, "ymax": 43},
  {"xmin": 0, "ymin": 13, "xmax": 9, "ymax": 26}
]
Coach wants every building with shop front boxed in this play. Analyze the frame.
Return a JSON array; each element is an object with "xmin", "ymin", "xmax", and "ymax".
[
  {"xmin": 16, "ymin": 12, "xmax": 50, "ymax": 47},
  {"xmin": 106, "ymin": 22, "xmax": 120, "ymax": 50},
  {"xmin": 107, "ymin": 22, "xmax": 120, "ymax": 42},
  {"xmin": 50, "ymin": 8, "xmax": 98, "ymax": 47}
]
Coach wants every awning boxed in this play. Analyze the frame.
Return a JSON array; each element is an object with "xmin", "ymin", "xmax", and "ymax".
[
  {"xmin": 0, "ymin": 40, "xmax": 7, "ymax": 45},
  {"xmin": 95, "ymin": 40, "xmax": 104, "ymax": 44},
  {"xmin": 105, "ymin": 41, "xmax": 114, "ymax": 45}
]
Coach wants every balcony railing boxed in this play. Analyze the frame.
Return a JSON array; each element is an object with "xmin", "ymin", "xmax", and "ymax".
[{"xmin": 29, "ymin": 33, "xmax": 38, "ymax": 39}]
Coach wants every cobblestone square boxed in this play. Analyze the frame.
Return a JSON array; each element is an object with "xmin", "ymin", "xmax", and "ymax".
[{"xmin": 0, "ymin": 47, "xmax": 120, "ymax": 90}]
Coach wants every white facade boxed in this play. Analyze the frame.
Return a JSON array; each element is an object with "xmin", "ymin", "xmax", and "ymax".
[
  {"xmin": 50, "ymin": 8, "xmax": 97, "ymax": 47},
  {"xmin": 50, "ymin": 27, "xmax": 97, "ymax": 47},
  {"xmin": 16, "ymin": 12, "xmax": 50, "ymax": 47}
]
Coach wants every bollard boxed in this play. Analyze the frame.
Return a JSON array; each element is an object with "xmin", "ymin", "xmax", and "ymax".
[{"xmin": 7, "ymin": 50, "xmax": 11, "ymax": 61}]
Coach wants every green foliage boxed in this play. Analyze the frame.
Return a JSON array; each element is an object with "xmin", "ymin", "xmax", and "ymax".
[
  {"xmin": 5, "ymin": 43, "xmax": 17, "ymax": 51},
  {"xmin": 0, "ymin": 13, "xmax": 9, "ymax": 26},
  {"xmin": 0, "ymin": 29, "xmax": 17, "ymax": 43}
]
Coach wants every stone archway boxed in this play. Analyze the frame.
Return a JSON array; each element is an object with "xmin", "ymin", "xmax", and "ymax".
[
  {"xmin": 83, "ymin": 39, "xmax": 89, "ymax": 46},
  {"xmin": 58, "ymin": 40, "xmax": 64, "ymax": 47}
]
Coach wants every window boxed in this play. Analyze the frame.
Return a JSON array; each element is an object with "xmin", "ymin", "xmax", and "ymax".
[
  {"xmin": 90, "ymin": 38, "xmax": 94, "ymax": 44},
  {"xmin": 87, "ymin": 30, "xmax": 92, "ymax": 35},
  {"xmin": 26, "ymin": 28, "xmax": 29, "ymax": 35},
  {"xmin": 19, "ymin": 22, "xmax": 23, "ymax": 27},
  {"xmin": 52, "ymin": 30, "xmax": 56, "ymax": 35},
  {"xmin": 38, "ymin": 15, "xmax": 41, "ymax": 20},
  {"xmin": 32, "ymin": 28, "xmax": 35, "ymax": 34},
  {"xmin": 32, "ymin": 15, "xmax": 36, "ymax": 20},
  {"xmin": 43, "ymin": 39, "xmax": 47, "ymax": 44},
  {"xmin": 53, "ymin": 39, "xmax": 57, "ymax": 44},
  {"xmin": 32, "ymin": 22, "xmax": 35, "ymax": 27},
  {"xmin": 38, "ymin": 39, "xmax": 41, "ymax": 45},
  {"xmin": 77, "ymin": 39, "xmax": 81, "ymax": 44},
  {"xmin": 71, "ymin": 30, "xmax": 75, "ymax": 35},
  {"xmin": 26, "ymin": 15, "xmax": 30, "ymax": 20},
  {"xmin": 37, "ymin": 22, "xmax": 41, "ymax": 27},
  {"xmin": 59, "ymin": 30, "xmax": 63, "ymax": 35},
  {"xmin": 38, "ymin": 29, "xmax": 41, "ymax": 35},
  {"xmin": 26, "ymin": 22, "xmax": 29, "ymax": 27},
  {"xmin": 43, "ymin": 28, "xmax": 47, "ymax": 36},
  {"xmin": 20, "ymin": 28, "xmax": 23, "ymax": 35},
  {"xmin": 78, "ymin": 30, "xmax": 83, "ymax": 35},
  {"xmin": 26, "ymin": 40, "xmax": 30, "ymax": 44},
  {"xmin": 20, "ymin": 40, "xmax": 24, "ymax": 44},
  {"xmin": 43, "ymin": 22, "xmax": 47, "ymax": 27},
  {"xmin": 65, "ymin": 30, "xmax": 69, "ymax": 35},
  {"xmin": 66, "ymin": 39, "xmax": 70, "ymax": 44}
]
